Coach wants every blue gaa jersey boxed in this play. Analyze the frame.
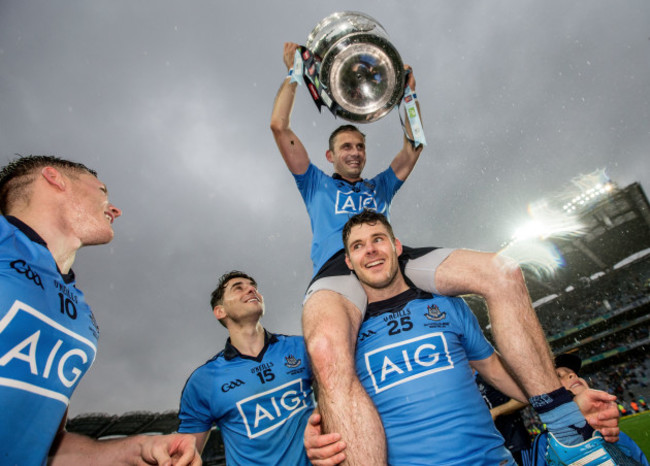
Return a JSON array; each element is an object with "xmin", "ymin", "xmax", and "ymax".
[
  {"xmin": 532, "ymin": 432, "xmax": 649, "ymax": 466},
  {"xmin": 356, "ymin": 288, "xmax": 514, "ymax": 466},
  {"xmin": 294, "ymin": 163, "xmax": 403, "ymax": 276},
  {"xmin": 179, "ymin": 332, "xmax": 314, "ymax": 466},
  {"xmin": 0, "ymin": 216, "xmax": 99, "ymax": 466}
]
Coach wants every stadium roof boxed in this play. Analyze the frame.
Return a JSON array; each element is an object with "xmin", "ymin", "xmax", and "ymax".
[{"xmin": 521, "ymin": 181, "xmax": 650, "ymax": 302}]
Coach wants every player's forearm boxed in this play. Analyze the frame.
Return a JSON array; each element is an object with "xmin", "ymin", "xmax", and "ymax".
[
  {"xmin": 270, "ymin": 78, "xmax": 298, "ymax": 134},
  {"xmin": 488, "ymin": 375, "xmax": 528, "ymax": 404},
  {"xmin": 270, "ymin": 77, "xmax": 310, "ymax": 174},
  {"xmin": 490, "ymin": 399, "xmax": 528, "ymax": 418},
  {"xmin": 49, "ymin": 431, "xmax": 200, "ymax": 466},
  {"xmin": 471, "ymin": 354, "xmax": 528, "ymax": 403},
  {"xmin": 49, "ymin": 432, "xmax": 145, "ymax": 466}
]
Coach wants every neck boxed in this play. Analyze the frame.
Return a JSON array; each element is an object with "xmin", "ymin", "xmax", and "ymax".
[
  {"xmin": 9, "ymin": 211, "xmax": 81, "ymax": 273},
  {"xmin": 363, "ymin": 271, "xmax": 410, "ymax": 304},
  {"xmin": 228, "ymin": 322, "xmax": 266, "ymax": 357}
]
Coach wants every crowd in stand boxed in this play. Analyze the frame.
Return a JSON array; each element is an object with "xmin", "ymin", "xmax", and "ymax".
[
  {"xmin": 582, "ymin": 355, "xmax": 650, "ymax": 414},
  {"xmin": 535, "ymin": 260, "xmax": 649, "ymax": 337},
  {"xmin": 572, "ymin": 326, "xmax": 649, "ymax": 357},
  {"xmin": 511, "ymin": 259, "xmax": 650, "ymax": 438}
]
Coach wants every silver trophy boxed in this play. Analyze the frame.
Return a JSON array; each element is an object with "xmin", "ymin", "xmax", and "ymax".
[{"xmin": 306, "ymin": 11, "xmax": 405, "ymax": 123}]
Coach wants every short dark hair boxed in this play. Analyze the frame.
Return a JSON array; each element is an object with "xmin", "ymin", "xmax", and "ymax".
[
  {"xmin": 342, "ymin": 210, "xmax": 396, "ymax": 254},
  {"xmin": 328, "ymin": 125, "xmax": 366, "ymax": 152},
  {"xmin": 554, "ymin": 353, "xmax": 582, "ymax": 375},
  {"xmin": 0, "ymin": 155, "xmax": 97, "ymax": 214},
  {"xmin": 210, "ymin": 270, "xmax": 257, "ymax": 309}
]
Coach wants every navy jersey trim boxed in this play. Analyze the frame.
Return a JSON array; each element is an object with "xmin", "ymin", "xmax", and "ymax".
[
  {"xmin": 332, "ymin": 173, "xmax": 360, "ymax": 185},
  {"xmin": 5, "ymin": 216, "xmax": 47, "ymax": 247},
  {"xmin": 331, "ymin": 173, "xmax": 378, "ymax": 192},
  {"xmin": 4, "ymin": 215, "xmax": 76, "ymax": 284},
  {"xmin": 178, "ymin": 330, "xmax": 282, "ymax": 412},
  {"xmin": 223, "ymin": 330, "xmax": 280, "ymax": 362},
  {"xmin": 365, "ymin": 288, "xmax": 433, "ymax": 320}
]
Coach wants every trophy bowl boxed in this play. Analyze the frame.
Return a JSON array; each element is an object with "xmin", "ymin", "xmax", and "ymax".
[{"xmin": 306, "ymin": 11, "xmax": 405, "ymax": 123}]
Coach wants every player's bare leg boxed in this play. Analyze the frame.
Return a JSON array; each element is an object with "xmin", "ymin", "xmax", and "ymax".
[
  {"xmin": 430, "ymin": 249, "xmax": 596, "ymax": 445},
  {"xmin": 302, "ymin": 290, "xmax": 386, "ymax": 465},
  {"xmin": 433, "ymin": 249, "xmax": 559, "ymax": 396}
]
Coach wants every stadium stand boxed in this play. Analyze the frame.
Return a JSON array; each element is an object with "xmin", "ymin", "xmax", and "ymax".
[{"xmin": 467, "ymin": 174, "xmax": 649, "ymax": 435}]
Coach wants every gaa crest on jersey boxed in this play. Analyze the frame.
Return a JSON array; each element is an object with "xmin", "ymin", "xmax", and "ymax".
[
  {"xmin": 424, "ymin": 304, "xmax": 446, "ymax": 321},
  {"xmin": 0, "ymin": 300, "xmax": 97, "ymax": 405},
  {"xmin": 236, "ymin": 378, "xmax": 310, "ymax": 439},
  {"xmin": 362, "ymin": 332, "xmax": 453, "ymax": 394},
  {"xmin": 284, "ymin": 354, "xmax": 301, "ymax": 368}
]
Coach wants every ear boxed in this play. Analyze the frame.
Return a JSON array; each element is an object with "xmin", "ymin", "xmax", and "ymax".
[
  {"xmin": 395, "ymin": 238, "xmax": 403, "ymax": 257},
  {"xmin": 41, "ymin": 167, "xmax": 66, "ymax": 191},
  {"xmin": 213, "ymin": 305, "xmax": 226, "ymax": 321},
  {"xmin": 345, "ymin": 254, "xmax": 354, "ymax": 271},
  {"xmin": 325, "ymin": 150, "xmax": 334, "ymax": 163}
]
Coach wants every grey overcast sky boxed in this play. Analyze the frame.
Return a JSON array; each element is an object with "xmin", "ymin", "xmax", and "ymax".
[{"xmin": 1, "ymin": 1, "xmax": 648, "ymax": 417}]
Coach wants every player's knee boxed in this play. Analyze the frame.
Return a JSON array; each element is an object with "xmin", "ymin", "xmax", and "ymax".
[
  {"xmin": 305, "ymin": 332, "xmax": 356, "ymax": 391},
  {"xmin": 487, "ymin": 254, "xmax": 527, "ymax": 296},
  {"xmin": 305, "ymin": 331, "xmax": 348, "ymax": 367}
]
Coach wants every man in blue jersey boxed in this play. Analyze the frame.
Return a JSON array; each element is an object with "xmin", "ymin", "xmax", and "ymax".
[
  {"xmin": 178, "ymin": 271, "xmax": 318, "ymax": 465},
  {"xmin": 0, "ymin": 155, "xmax": 200, "ymax": 465},
  {"xmin": 272, "ymin": 41, "xmax": 608, "ymax": 464},
  {"xmin": 529, "ymin": 354, "xmax": 648, "ymax": 465},
  {"xmin": 306, "ymin": 211, "xmax": 622, "ymax": 465}
]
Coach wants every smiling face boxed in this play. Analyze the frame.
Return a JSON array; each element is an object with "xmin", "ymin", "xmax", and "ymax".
[
  {"xmin": 66, "ymin": 171, "xmax": 122, "ymax": 246},
  {"xmin": 216, "ymin": 277, "xmax": 265, "ymax": 327},
  {"xmin": 556, "ymin": 366, "xmax": 590, "ymax": 396},
  {"xmin": 326, "ymin": 130, "xmax": 366, "ymax": 182},
  {"xmin": 344, "ymin": 221, "xmax": 404, "ymax": 294}
]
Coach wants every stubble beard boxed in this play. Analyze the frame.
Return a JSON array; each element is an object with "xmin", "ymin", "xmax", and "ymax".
[{"xmin": 357, "ymin": 262, "xmax": 400, "ymax": 293}]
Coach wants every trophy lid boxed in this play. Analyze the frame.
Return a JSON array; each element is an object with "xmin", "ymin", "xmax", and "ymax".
[{"xmin": 306, "ymin": 11, "xmax": 390, "ymax": 57}]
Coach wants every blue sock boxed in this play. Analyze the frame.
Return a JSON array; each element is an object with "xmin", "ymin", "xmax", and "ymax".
[{"xmin": 530, "ymin": 387, "xmax": 594, "ymax": 446}]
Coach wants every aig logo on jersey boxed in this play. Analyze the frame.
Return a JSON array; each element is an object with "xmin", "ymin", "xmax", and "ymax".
[
  {"xmin": 335, "ymin": 189, "xmax": 380, "ymax": 215},
  {"xmin": 236, "ymin": 378, "xmax": 310, "ymax": 439},
  {"xmin": 362, "ymin": 332, "xmax": 453, "ymax": 394},
  {"xmin": 0, "ymin": 300, "xmax": 96, "ymax": 405}
]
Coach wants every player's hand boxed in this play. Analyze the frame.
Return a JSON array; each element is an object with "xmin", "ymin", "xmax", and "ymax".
[
  {"xmin": 304, "ymin": 411, "xmax": 346, "ymax": 465},
  {"xmin": 404, "ymin": 65, "xmax": 416, "ymax": 91},
  {"xmin": 574, "ymin": 389, "xmax": 619, "ymax": 443},
  {"xmin": 284, "ymin": 42, "xmax": 300, "ymax": 71},
  {"xmin": 140, "ymin": 433, "xmax": 202, "ymax": 466}
]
